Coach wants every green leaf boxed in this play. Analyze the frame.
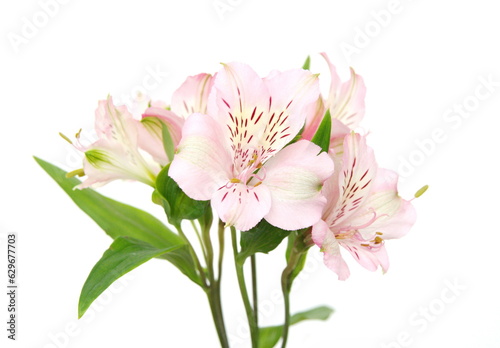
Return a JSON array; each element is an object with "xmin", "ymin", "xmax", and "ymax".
[
  {"xmin": 79, "ymin": 236, "xmax": 182, "ymax": 318},
  {"xmin": 288, "ymin": 305, "xmax": 333, "ymax": 323},
  {"xmin": 310, "ymin": 109, "xmax": 332, "ymax": 153},
  {"xmin": 238, "ymin": 220, "xmax": 291, "ymax": 262},
  {"xmin": 258, "ymin": 306, "xmax": 334, "ymax": 348},
  {"xmin": 302, "ymin": 56, "xmax": 311, "ymax": 70},
  {"xmin": 155, "ymin": 164, "xmax": 210, "ymax": 225},
  {"xmin": 34, "ymin": 157, "xmax": 202, "ymax": 286}
]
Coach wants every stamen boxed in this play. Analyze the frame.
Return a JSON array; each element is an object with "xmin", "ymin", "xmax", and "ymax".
[
  {"xmin": 414, "ymin": 185, "xmax": 429, "ymax": 198},
  {"xmin": 230, "ymin": 178, "xmax": 241, "ymax": 183},
  {"xmin": 66, "ymin": 168, "xmax": 85, "ymax": 178},
  {"xmin": 59, "ymin": 132, "xmax": 73, "ymax": 144}
]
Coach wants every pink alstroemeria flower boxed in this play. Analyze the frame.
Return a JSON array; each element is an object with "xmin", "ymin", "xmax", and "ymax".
[
  {"xmin": 302, "ymin": 52, "xmax": 366, "ymax": 141},
  {"xmin": 169, "ymin": 62, "xmax": 334, "ymax": 231},
  {"xmin": 312, "ymin": 133, "xmax": 416, "ymax": 280},
  {"xmin": 76, "ymin": 96, "xmax": 161, "ymax": 189},
  {"xmin": 74, "ymin": 73, "xmax": 216, "ymax": 188}
]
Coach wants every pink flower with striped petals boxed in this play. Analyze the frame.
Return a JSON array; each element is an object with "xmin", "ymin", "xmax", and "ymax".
[
  {"xmin": 169, "ymin": 62, "xmax": 334, "ymax": 231},
  {"xmin": 312, "ymin": 133, "xmax": 416, "ymax": 280}
]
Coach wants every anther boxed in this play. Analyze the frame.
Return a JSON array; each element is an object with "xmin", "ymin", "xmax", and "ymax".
[{"xmin": 59, "ymin": 132, "xmax": 73, "ymax": 144}]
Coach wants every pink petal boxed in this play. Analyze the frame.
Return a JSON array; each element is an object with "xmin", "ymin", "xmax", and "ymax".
[
  {"xmin": 207, "ymin": 63, "xmax": 320, "ymax": 166},
  {"xmin": 312, "ymin": 220, "xmax": 350, "ymax": 280},
  {"xmin": 212, "ymin": 183, "xmax": 272, "ymax": 231},
  {"xmin": 78, "ymin": 138, "xmax": 158, "ymax": 189},
  {"xmin": 328, "ymin": 133, "xmax": 377, "ymax": 227},
  {"xmin": 339, "ymin": 238, "xmax": 389, "ymax": 273},
  {"xmin": 321, "ymin": 52, "xmax": 366, "ymax": 129},
  {"xmin": 264, "ymin": 68, "xmax": 320, "ymax": 148},
  {"xmin": 171, "ymin": 73, "xmax": 214, "ymax": 117},
  {"xmin": 353, "ymin": 169, "xmax": 417, "ymax": 240},
  {"xmin": 207, "ymin": 62, "xmax": 270, "ymax": 153},
  {"xmin": 139, "ymin": 107, "xmax": 185, "ymax": 165},
  {"xmin": 300, "ymin": 97, "xmax": 325, "ymax": 141},
  {"xmin": 169, "ymin": 113, "xmax": 233, "ymax": 200},
  {"xmin": 330, "ymin": 117, "xmax": 351, "ymax": 141},
  {"xmin": 78, "ymin": 97, "xmax": 159, "ymax": 188},
  {"xmin": 263, "ymin": 140, "xmax": 334, "ymax": 230},
  {"xmin": 94, "ymin": 96, "xmax": 138, "ymax": 146}
]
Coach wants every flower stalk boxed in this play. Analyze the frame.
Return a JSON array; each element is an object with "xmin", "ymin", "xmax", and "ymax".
[
  {"xmin": 231, "ymin": 227, "xmax": 259, "ymax": 347},
  {"xmin": 281, "ymin": 231, "xmax": 312, "ymax": 348}
]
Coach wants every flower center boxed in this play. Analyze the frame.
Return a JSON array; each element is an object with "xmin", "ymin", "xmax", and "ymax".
[{"xmin": 228, "ymin": 149, "xmax": 265, "ymax": 189}]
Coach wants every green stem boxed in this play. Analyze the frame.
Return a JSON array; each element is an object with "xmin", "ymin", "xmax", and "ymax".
[
  {"xmin": 204, "ymin": 218, "xmax": 229, "ymax": 347},
  {"xmin": 280, "ymin": 268, "xmax": 292, "ymax": 348},
  {"xmin": 176, "ymin": 221, "xmax": 229, "ymax": 347},
  {"xmin": 251, "ymin": 254, "xmax": 259, "ymax": 328},
  {"xmin": 206, "ymin": 285, "xmax": 229, "ymax": 347},
  {"xmin": 231, "ymin": 227, "xmax": 259, "ymax": 348},
  {"xmin": 217, "ymin": 219, "xmax": 225, "ymax": 280},
  {"xmin": 280, "ymin": 233, "xmax": 310, "ymax": 348},
  {"xmin": 190, "ymin": 220, "xmax": 209, "ymax": 264},
  {"xmin": 211, "ymin": 219, "xmax": 229, "ymax": 347},
  {"xmin": 175, "ymin": 224, "xmax": 208, "ymax": 288},
  {"xmin": 201, "ymin": 222, "xmax": 215, "ymax": 282}
]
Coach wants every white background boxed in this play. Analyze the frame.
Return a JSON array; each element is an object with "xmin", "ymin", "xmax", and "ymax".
[{"xmin": 1, "ymin": 0, "xmax": 499, "ymax": 347}]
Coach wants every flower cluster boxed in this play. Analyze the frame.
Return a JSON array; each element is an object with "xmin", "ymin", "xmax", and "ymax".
[{"xmin": 69, "ymin": 54, "xmax": 417, "ymax": 280}]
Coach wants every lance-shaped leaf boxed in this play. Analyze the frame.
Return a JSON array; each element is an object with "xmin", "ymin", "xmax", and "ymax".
[
  {"xmin": 258, "ymin": 306, "xmax": 334, "ymax": 348},
  {"xmin": 79, "ymin": 237, "xmax": 182, "ymax": 318},
  {"xmin": 310, "ymin": 109, "xmax": 332, "ymax": 153},
  {"xmin": 34, "ymin": 157, "xmax": 202, "ymax": 286}
]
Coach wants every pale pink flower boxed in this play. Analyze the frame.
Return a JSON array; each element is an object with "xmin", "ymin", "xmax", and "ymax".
[
  {"xmin": 311, "ymin": 133, "xmax": 416, "ymax": 280},
  {"xmin": 76, "ymin": 96, "xmax": 161, "ymax": 189},
  {"xmin": 169, "ymin": 62, "xmax": 334, "ymax": 231},
  {"xmin": 302, "ymin": 53, "xmax": 366, "ymax": 141}
]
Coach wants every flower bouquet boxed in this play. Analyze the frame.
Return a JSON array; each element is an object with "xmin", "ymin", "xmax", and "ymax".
[{"xmin": 36, "ymin": 53, "xmax": 425, "ymax": 347}]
